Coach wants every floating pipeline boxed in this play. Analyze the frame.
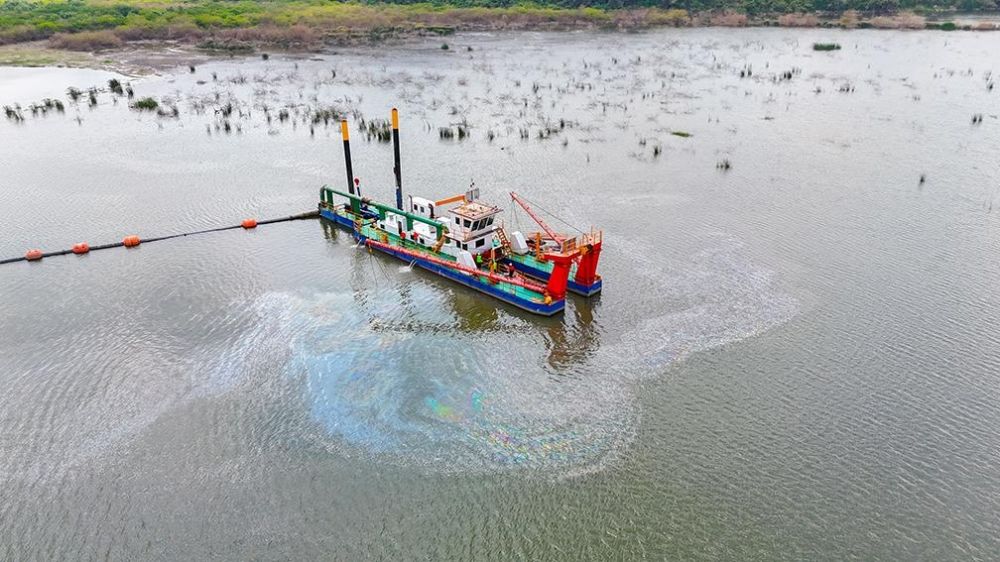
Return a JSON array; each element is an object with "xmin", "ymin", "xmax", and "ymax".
[{"xmin": 0, "ymin": 211, "xmax": 319, "ymax": 265}]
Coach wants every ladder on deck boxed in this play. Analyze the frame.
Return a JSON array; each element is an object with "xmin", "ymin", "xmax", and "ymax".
[{"xmin": 496, "ymin": 222, "xmax": 512, "ymax": 253}]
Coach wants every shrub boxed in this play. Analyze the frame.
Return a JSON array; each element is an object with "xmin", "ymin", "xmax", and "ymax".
[
  {"xmin": 0, "ymin": 25, "xmax": 49, "ymax": 46},
  {"xmin": 869, "ymin": 16, "xmax": 895, "ymax": 28},
  {"xmin": 870, "ymin": 12, "xmax": 926, "ymax": 29},
  {"xmin": 211, "ymin": 25, "xmax": 317, "ymax": 48},
  {"xmin": 131, "ymin": 97, "xmax": 158, "ymax": 111},
  {"xmin": 710, "ymin": 11, "xmax": 748, "ymax": 27},
  {"xmin": 840, "ymin": 10, "xmax": 860, "ymax": 28},
  {"xmin": 813, "ymin": 42, "xmax": 842, "ymax": 50},
  {"xmin": 49, "ymin": 31, "xmax": 123, "ymax": 51},
  {"xmin": 778, "ymin": 13, "xmax": 819, "ymax": 27},
  {"xmin": 840, "ymin": 10, "xmax": 861, "ymax": 29},
  {"xmin": 897, "ymin": 12, "xmax": 928, "ymax": 29},
  {"xmin": 652, "ymin": 8, "xmax": 690, "ymax": 27},
  {"xmin": 113, "ymin": 21, "xmax": 205, "ymax": 42},
  {"xmin": 604, "ymin": 8, "xmax": 688, "ymax": 28}
]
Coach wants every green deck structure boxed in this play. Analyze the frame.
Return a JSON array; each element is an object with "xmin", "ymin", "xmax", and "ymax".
[{"xmin": 324, "ymin": 202, "xmax": 549, "ymax": 303}]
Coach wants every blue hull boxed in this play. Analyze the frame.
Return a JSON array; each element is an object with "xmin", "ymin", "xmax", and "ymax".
[
  {"xmin": 321, "ymin": 208, "xmax": 358, "ymax": 230},
  {"xmin": 319, "ymin": 208, "xmax": 564, "ymax": 316},
  {"xmin": 505, "ymin": 259, "xmax": 603, "ymax": 297}
]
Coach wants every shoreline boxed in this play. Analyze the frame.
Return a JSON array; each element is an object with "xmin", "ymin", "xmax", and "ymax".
[{"xmin": 2, "ymin": 10, "xmax": 998, "ymax": 74}]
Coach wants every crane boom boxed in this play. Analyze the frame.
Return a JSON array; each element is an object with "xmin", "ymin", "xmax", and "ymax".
[{"xmin": 510, "ymin": 192, "xmax": 564, "ymax": 243}]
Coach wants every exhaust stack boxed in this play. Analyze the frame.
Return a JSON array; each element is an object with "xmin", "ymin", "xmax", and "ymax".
[
  {"xmin": 391, "ymin": 108, "xmax": 403, "ymax": 210},
  {"xmin": 341, "ymin": 119, "xmax": 355, "ymax": 196}
]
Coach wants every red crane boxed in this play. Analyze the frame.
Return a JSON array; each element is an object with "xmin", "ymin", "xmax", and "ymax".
[{"xmin": 510, "ymin": 192, "xmax": 565, "ymax": 244}]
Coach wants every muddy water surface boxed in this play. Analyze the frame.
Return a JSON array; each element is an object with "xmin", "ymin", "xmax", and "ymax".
[{"xmin": 1, "ymin": 29, "xmax": 999, "ymax": 559}]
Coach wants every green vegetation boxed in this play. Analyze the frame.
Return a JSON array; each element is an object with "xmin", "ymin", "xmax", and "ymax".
[
  {"xmin": 439, "ymin": 123, "xmax": 469, "ymax": 139},
  {"xmin": 813, "ymin": 42, "xmax": 841, "ymax": 50},
  {"xmin": 0, "ymin": 1, "xmax": 661, "ymax": 48},
  {"xmin": 670, "ymin": 130, "xmax": 693, "ymax": 137},
  {"xmin": 359, "ymin": 117, "xmax": 392, "ymax": 141},
  {"xmin": 926, "ymin": 20, "xmax": 959, "ymax": 29},
  {"xmin": 0, "ymin": 0, "xmax": 997, "ymax": 50},
  {"xmin": 130, "ymin": 96, "xmax": 157, "ymax": 110}
]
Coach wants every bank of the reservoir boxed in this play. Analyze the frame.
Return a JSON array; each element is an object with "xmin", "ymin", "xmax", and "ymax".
[{"xmin": 1, "ymin": 1, "xmax": 998, "ymax": 59}]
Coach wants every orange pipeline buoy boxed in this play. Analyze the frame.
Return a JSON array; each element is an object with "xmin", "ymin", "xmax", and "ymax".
[
  {"xmin": 241, "ymin": 218, "xmax": 257, "ymax": 229},
  {"xmin": 72, "ymin": 242, "xmax": 90, "ymax": 255},
  {"xmin": 123, "ymin": 235, "xmax": 141, "ymax": 248},
  {"xmin": 25, "ymin": 249, "xmax": 43, "ymax": 261}
]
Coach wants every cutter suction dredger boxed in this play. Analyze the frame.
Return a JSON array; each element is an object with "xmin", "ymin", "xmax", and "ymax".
[{"xmin": 317, "ymin": 109, "xmax": 603, "ymax": 317}]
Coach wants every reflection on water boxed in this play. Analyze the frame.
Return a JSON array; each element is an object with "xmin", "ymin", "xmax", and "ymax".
[
  {"xmin": 545, "ymin": 297, "xmax": 602, "ymax": 370},
  {"xmin": 268, "ymin": 289, "xmax": 622, "ymax": 472}
]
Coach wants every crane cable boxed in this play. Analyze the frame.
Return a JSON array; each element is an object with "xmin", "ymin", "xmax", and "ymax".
[{"xmin": 510, "ymin": 192, "xmax": 585, "ymax": 236}]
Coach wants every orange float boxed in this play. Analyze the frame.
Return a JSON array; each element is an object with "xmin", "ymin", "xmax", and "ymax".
[
  {"xmin": 241, "ymin": 218, "xmax": 257, "ymax": 229},
  {"xmin": 72, "ymin": 242, "xmax": 90, "ymax": 254},
  {"xmin": 25, "ymin": 249, "xmax": 43, "ymax": 261},
  {"xmin": 123, "ymin": 235, "xmax": 141, "ymax": 248}
]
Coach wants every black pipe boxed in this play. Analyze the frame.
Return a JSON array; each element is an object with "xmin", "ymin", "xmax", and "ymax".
[
  {"xmin": 341, "ymin": 119, "xmax": 355, "ymax": 196},
  {"xmin": 392, "ymin": 108, "xmax": 403, "ymax": 210},
  {"xmin": 0, "ymin": 211, "xmax": 319, "ymax": 265}
]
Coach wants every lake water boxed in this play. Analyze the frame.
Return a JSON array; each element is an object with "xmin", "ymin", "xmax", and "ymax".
[{"xmin": 2, "ymin": 28, "xmax": 999, "ymax": 560}]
